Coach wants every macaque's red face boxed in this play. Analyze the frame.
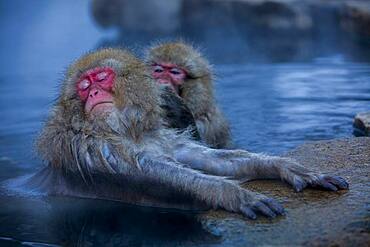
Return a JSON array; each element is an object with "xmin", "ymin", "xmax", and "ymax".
[
  {"xmin": 77, "ymin": 67, "xmax": 116, "ymax": 116},
  {"xmin": 152, "ymin": 63, "xmax": 187, "ymax": 93}
]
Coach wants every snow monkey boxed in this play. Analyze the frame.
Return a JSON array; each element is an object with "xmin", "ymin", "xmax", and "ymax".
[
  {"xmin": 33, "ymin": 48, "xmax": 348, "ymax": 219},
  {"xmin": 145, "ymin": 42, "xmax": 232, "ymax": 148}
]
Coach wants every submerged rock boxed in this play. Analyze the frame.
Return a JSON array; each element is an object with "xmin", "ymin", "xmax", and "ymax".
[
  {"xmin": 202, "ymin": 137, "xmax": 370, "ymax": 246},
  {"xmin": 353, "ymin": 111, "xmax": 370, "ymax": 136}
]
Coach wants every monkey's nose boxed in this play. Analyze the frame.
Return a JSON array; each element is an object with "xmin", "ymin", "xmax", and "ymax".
[{"xmin": 89, "ymin": 89, "xmax": 99, "ymax": 98}]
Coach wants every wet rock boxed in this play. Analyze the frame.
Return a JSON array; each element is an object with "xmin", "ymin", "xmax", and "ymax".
[
  {"xmin": 91, "ymin": 0, "xmax": 370, "ymax": 62},
  {"xmin": 353, "ymin": 111, "xmax": 370, "ymax": 136},
  {"xmin": 202, "ymin": 137, "xmax": 370, "ymax": 246},
  {"xmin": 232, "ymin": 0, "xmax": 313, "ymax": 32},
  {"xmin": 231, "ymin": 0, "xmax": 314, "ymax": 61},
  {"xmin": 92, "ymin": 0, "xmax": 313, "ymax": 33},
  {"xmin": 91, "ymin": 0, "xmax": 182, "ymax": 33},
  {"xmin": 91, "ymin": 0, "xmax": 314, "ymax": 36},
  {"xmin": 340, "ymin": 1, "xmax": 370, "ymax": 44}
]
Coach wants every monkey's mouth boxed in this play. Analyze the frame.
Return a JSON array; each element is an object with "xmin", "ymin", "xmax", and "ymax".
[
  {"xmin": 159, "ymin": 82, "xmax": 180, "ymax": 95},
  {"xmin": 89, "ymin": 101, "xmax": 114, "ymax": 114}
]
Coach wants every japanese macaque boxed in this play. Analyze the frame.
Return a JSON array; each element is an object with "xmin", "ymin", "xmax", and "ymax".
[
  {"xmin": 145, "ymin": 42, "xmax": 232, "ymax": 148},
  {"xmin": 32, "ymin": 48, "xmax": 348, "ymax": 219}
]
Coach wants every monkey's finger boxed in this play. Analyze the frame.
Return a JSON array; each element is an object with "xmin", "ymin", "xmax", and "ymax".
[
  {"xmin": 252, "ymin": 202, "xmax": 277, "ymax": 218},
  {"xmin": 324, "ymin": 176, "xmax": 349, "ymax": 190},
  {"xmin": 313, "ymin": 179, "xmax": 338, "ymax": 191},
  {"xmin": 240, "ymin": 206, "xmax": 257, "ymax": 220},
  {"xmin": 292, "ymin": 176, "xmax": 307, "ymax": 192},
  {"xmin": 261, "ymin": 198, "xmax": 285, "ymax": 215}
]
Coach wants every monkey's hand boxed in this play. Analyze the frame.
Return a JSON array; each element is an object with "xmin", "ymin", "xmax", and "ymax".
[
  {"xmin": 277, "ymin": 158, "xmax": 349, "ymax": 192},
  {"xmin": 137, "ymin": 153, "xmax": 284, "ymax": 219},
  {"xmin": 230, "ymin": 189, "xmax": 285, "ymax": 220}
]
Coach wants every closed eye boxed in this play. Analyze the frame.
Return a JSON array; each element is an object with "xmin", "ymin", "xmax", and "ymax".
[
  {"xmin": 78, "ymin": 79, "xmax": 90, "ymax": 90},
  {"xmin": 97, "ymin": 72, "xmax": 108, "ymax": 81},
  {"xmin": 170, "ymin": 68, "xmax": 181, "ymax": 75},
  {"xmin": 153, "ymin": 65, "xmax": 164, "ymax": 73}
]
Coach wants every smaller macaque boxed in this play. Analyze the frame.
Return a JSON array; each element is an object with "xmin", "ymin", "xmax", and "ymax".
[
  {"xmin": 145, "ymin": 42, "xmax": 232, "ymax": 148},
  {"xmin": 30, "ymin": 48, "xmax": 348, "ymax": 220}
]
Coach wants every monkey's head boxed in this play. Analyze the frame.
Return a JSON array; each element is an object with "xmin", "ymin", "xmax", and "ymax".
[
  {"xmin": 145, "ymin": 42, "xmax": 214, "ymax": 116},
  {"xmin": 146, "ymin": 42, "xmax": 212, "ymax": 93},
  {"xmin": 55, "ymin": 48, "xmax": 162, "ymax": 136}
]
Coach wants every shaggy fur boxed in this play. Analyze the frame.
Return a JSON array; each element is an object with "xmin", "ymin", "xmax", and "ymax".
[
  {"xmin": 37, "ymin": 49, "xmax": 163, "ymax": 169},
  {"xmin": 145, "ymin": 42, "xmax": 232, "ymax": 148},
  {"xmin": 33, "ymin": 48, "xmax": 348, "ymax": 218}
]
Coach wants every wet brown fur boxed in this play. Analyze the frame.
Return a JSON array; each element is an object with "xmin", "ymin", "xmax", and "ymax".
[
  {"xmin": 37, "ymin": 48, "xmax": 164, "ymax": 171},
  {"xmin": 32, "ymin": 48, "xmax": 348, "ymax": 217},
  {"xmin": 145, "ymin": 42, "xmax": 232, "ymax": 148}
]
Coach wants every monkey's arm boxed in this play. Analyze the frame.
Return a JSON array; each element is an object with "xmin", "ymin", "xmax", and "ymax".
[
  {"xmin": 136, "ymin": 153, "xmax": 284, "ymax": 219},
  {"xmin": 71, "ymin": 140, "xmax": 283, "ymax": 219},
  {"xmin": 174, "ymin": 143, "xmax": 349, "ymax": 192},
  {"xmin": 196, "ymin": 108, "xmax": 233, "ymax": 149},
  {"xmin": 160, "ymin": 87, "xmax": 200, "ymax": 139}
]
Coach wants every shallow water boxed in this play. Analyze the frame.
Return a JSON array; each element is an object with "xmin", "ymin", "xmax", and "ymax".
[{"xmin": 0, "ymin": 1, "xmax": 369, "ymax": 246}]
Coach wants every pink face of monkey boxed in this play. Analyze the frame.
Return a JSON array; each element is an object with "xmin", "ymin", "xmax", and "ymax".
[
  {"xmin": 151, "ymin": 63, "xmax": 187, "ymax": 94},
  {"xmin": 77, "ymin": 67, "xmax": 116, "ymax": 116}
]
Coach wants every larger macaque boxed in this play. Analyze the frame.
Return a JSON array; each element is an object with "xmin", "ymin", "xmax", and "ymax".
[
  {"xmin": 33, "ymin": 48, "xmax": 348, "ymax": 219},
  {"xmin": 145, "ymin": 42, "xmax": 232, "ymax": 148}
]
